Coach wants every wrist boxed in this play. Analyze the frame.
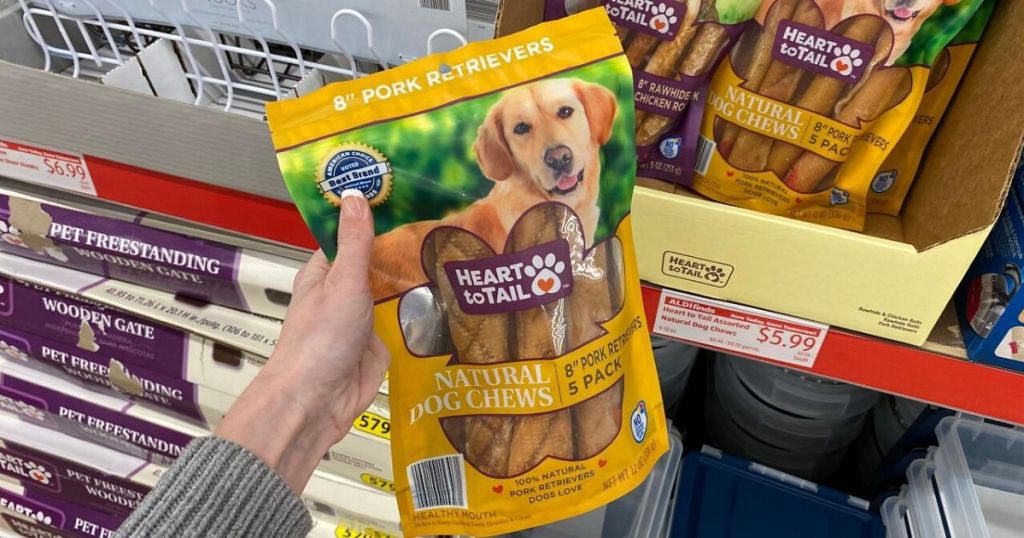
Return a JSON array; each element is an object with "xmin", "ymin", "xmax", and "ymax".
[{"xmin": 214, "ymin": 373, "xmax": 339, "ymax": 493}]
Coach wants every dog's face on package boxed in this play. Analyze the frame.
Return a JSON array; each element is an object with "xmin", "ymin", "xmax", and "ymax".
[
  {"xmin": 816, "ymin": 0, "xmax": 961, "ymax": 60},
  {"xmin": 879, "ymin": 0, "xmax": 957, "ymax": 25},
  {"xmin": 475, "ymin": 79, "xmax": 616, "ymax": 207}
]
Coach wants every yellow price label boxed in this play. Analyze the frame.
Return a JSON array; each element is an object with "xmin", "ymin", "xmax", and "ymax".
[
  {"xmin": 360, "ymin": 473, "xmax": 396, "ymax": 494},
  {"xmin": 334, "ymin": 526, "xmax": 396, "ymax": 538},
  {"xmin": 353, "ymin": 411, "xmax": 390, "ymax": 440}
]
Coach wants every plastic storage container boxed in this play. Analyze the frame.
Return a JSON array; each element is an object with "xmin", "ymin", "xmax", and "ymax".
[
  {"xmin": 933, "ymin": 417, "xmax": 1024, "ymax": 538},
  {"xmin": 653, "ymin": 337, "xmax": 700, "ymax": 412},
  {"xmin": 670, "ymin": 447, "xmax": 884, "ymax": 537},
  {"xmin": 726, "ymin": 354, "xmax": 880, "ymax": 420},
  {"xmin": 906, "ymin": 451, "xmax": 949, "ymax": 538},
  {"xmin": 501, "ymin": 427, "xmax": 684, "ymax": 538},
  {"xmin": 714, "ymin": 358, "xmax": 866, "ymax": 452},
  {"xmin": 705, "ymin": 386, "xmax": 846, "ymax": 480},
  {"xmin": 875, "ymin": 396, "xmax": 929, "ymax": 452},
  {"xmin": 881, "ymin": 488, "xmax": 914, "ymax": 538}
]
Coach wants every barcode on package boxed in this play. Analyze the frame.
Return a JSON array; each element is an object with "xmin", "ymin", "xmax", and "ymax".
[
  {"xmin": 468, "ymin": 0, "xmax": 499, "ymax": 21},
  {"xmin": 408, "ymin": 455, "xmax": 467, "ymax": 511},
  {"xmin": 695, "ymin": 135, "xmax": 715, "ymax": 175},
  {"xmin": 419, "ymin": 0, "xmax": 451, "ymax": 10}
]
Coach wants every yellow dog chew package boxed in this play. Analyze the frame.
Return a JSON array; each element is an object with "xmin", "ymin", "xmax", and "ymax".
[
  {"xmin": 265, "ymin": 9, "xmax": 667, "ymax": 537},
  {"xmin": 691, "ymin": 0, "xmax": 987, "ymax": 230},
  {"xmin": 867, "ymin": 0, "xmax": 992, "ymax": 215}
]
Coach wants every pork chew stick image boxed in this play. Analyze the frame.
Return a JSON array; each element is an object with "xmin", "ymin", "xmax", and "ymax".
[
  {"xmin": 765, "ymin": 17, "xmax": 883, "ymax": 178},
  {"xmin": 726, "ymin": 0, "xmax": 821, "ymax": 169},
  {"xmin": 569, "ymin": 241, "xmax": 625, "ymax": 459},
  {"xmin": 433, "ymin": 228, "xmax": 515, "ymax": 476},
  {"xmin": 718, "ymin": 0, "xmax": 798, "ymax": 157},
  {"xmin": 625, "ymin": 33, "xmax": 660, "ymax": 68},
  {"xmin": 507, "ymin": 205, "xmax": 574, "ymax": 476},
  {"xmin": 835, "ymin": 30, "xmax": 894, "ymax": 114},
  {"xmin": 784, "ymin": 68, "xmax": 910, "ymax": 192},
  {"xmin": 552, "ymin": 204, "xmax": 623, "ymax": 460},
  {"xmin": 636, "ymin": 23, "xmax": 730, "ymax": 147}
]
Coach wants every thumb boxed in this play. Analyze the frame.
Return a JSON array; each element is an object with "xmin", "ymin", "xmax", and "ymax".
[{"xmin": 328, "ymin": 189, "xmax": 375, "ymax": 290}]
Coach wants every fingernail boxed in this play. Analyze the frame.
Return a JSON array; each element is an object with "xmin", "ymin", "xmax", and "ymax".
[{"xmin": 340, "ymin": 189, "xmax": 366, "ymax": 218}]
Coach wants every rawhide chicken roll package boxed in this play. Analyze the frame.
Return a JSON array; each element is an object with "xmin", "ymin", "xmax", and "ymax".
[
  {"xmin": 691, "ymin": 0, "xmax": 987, "ymax": 230},
  {"xmin": 266, "ymin": 10, "xmax": 668, "ymax": 537}
]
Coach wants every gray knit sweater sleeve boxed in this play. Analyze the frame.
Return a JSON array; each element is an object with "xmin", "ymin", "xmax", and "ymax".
[{"xmin": 115, "ymin": 437, "xmax": 313, "ymax": 538}]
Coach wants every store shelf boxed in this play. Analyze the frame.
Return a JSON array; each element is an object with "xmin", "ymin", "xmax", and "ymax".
[
  {"xmin": 7, "ymin": 160, "xmax": 1024, "ymax": 425},
  {"xmin": 641, "ymin": 283, "xmax": 1024, "ymax": 425}
]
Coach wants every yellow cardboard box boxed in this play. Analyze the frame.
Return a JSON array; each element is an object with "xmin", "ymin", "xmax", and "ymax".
[{"xmin": 632, "ymin": 0, "xmax": 1024, "ymax": 346}]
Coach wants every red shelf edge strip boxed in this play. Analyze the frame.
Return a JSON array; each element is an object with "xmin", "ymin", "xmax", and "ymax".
[{"xmin": 641, "ymin": 284, "xmax": 1024, "ymax": 425}]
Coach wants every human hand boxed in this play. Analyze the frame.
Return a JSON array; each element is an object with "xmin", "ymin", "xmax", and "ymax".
[{"xmin": 216, "ymin": 190, "xmax": 390, "ymax": 493}]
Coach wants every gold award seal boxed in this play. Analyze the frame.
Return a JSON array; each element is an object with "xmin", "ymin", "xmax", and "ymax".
[{"xmin": 317, "ymin": 143, "xmax": 393, "ymax": 207}]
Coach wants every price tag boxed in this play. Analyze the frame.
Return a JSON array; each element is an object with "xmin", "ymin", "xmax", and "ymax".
[
  {"xmin": 360, "ymin": 473, "xmax": 396, "ymax": 494},
  {"xmin": 0, "ymin": 137, "xmax": 95, "ymax": 195},
  {"xmin": 334, "ymin": 526, "xmax": 396, "ymax": 538},
  {"xmin": 653, "ymin": 289, "xmax": 828, "ymax": 367},
  {"xmin": 353, "ymin": 411, "xmax": 391, "ymax": 440}
]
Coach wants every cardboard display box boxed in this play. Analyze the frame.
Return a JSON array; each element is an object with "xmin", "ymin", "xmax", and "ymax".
[
  {"xmin": 2, "ymin": 179, "xmax": 311, "ymax": 261},
  {"xmin": 0, "ymin": 272, "xmax": 262, "ymax": 398},
  {"xmin": 0, "ymin": 414, "xmax": 155, "ymax": 518},
  {"xmin": 957, "ymin": 182, "xmax": 1024, "ymax": 373},
  {"xmin": 0, "ymin": 353, "xmax": 394, "ymax": 487},
  {"xmin": 0, "ymin": 257, "xmax": 394, "ymax": 395},
  {"xmin": 632, "ymin": 0, "xmax": 1024, "ymax": 346},
  {"xmin": 0, "ymin": 185, "xmax": 302, "ymax": 320},
  {"xmin": 0, "ymin": 318, "xmax": 238, "ymax": 426},
  {"xmin": 0, "ymin": 251, "xmax": 282, "ymax": 359},
  {"xmin": 0, "ymin": 414, "xmax": 400, "ymax": 536},
  {"xmin": 0, "ymin": 476, "xmax": 124, "ymax": 538},
  {"xmin": 0, "ymin": 260, "xmax": 388, "ymax": 395}
]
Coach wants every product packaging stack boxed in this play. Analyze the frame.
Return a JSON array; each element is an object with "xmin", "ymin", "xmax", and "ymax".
[
  {"xmin": 705, "ymin": 353, "xmax": 880, "ymax": 480},
  {"xmin": 0, "ymin": 188, "xmax": 402, "ymax": 536},
  {"xmin": 623, "ymin": 0, "xmax": 1021, "ymax": 351},
  {"xmin": 880, "ymin": 416, "xmax": 1024, "ymax": 538}
]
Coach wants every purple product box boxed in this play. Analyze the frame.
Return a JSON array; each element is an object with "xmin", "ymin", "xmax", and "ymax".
[
  {"xmin": 0, "ymin": 193, "xmax": 291, "ymax": 316},
  {"xmin": 0, "ymin": 484, "xmax": 124, "ymax": 538},
  {"xmin": 0, "ymin": 323, "xmax": 206, "ymax": 423},
  {"xmin": 0, "ymin": 276, "xmax": 194, "ymax": 380},
  {"xmin": 0, "ymin": 367, "xmax": 195, "ymax": 465},
  {"xmin": 0, "ymin": 438, "xmax": 148, "ymax": 519}
]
